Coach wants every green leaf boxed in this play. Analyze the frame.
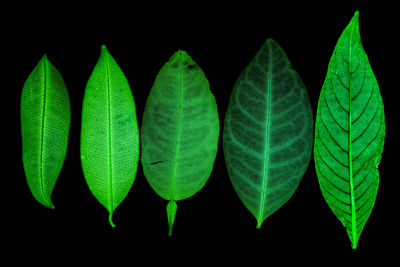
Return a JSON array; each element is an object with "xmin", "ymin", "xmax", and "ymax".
[
  {"xmin": 141, "ymin": 50, "xmax": 219, "ymax": 235},
  {"xmin": 80, "ymin": 45, "xmax": 139, "ymax": 227},
  {"xmin": 21, "ymin": 55, "xmax": 71, "ymax": 209},
  {"xmin": 314, "ymin": 11, "xmax": 385, "ymax": 249},
  {"xmin": 223, "ymin": 38, "xmax": 313, "ymax": 228}
]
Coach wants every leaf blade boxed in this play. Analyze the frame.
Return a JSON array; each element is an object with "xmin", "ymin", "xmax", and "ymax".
[
  {"xmin": 141, "ymin": 50, "xmax": 219, "ymax": 235},
  {"xmin": 21, "ymin": 55, "xmax": 71, "ymax": 208},
  {"xmin": 314, "ymin": 11, "xmax": 385, "ymax": 249},
  {"xmin": 223, "ymin": 39, "xmax": 313, "ymax": 227},
  {"xmin": 80, "ymin": 45, "xmax": 139, "ymax": 226}
]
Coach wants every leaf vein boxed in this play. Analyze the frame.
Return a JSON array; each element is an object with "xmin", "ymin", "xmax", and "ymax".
[
  {"xmin": 318, "ymin": 114, "xmax": 349, "ymax": 155},
  {"xmin": 329, "ymin": 76, "xmax": 350, "ymax": 114},
  {"xmin": 316, "ymin": 126, "xmax": 349, "ymax": 169},
  {"xmin": 350, "ymin": 67, "xmax": 366, "ymax": 102},
  {"xmin": 351, "ymin": 79, "xmax": 374, "ymax": 125},
  {"xmin": 352, "ymin": 119, "xmax": 383, "ymax": 161},
  {"xmin": 323, "ymin": 88, "xmax": 349, "ymax": 133},
  {"xmin": 227, "ymin": 127, "xmax": 264, "ymax": 159},
  {"xmin": 315, "ymin": 142, "xmax": 349, "ymax": 182}
]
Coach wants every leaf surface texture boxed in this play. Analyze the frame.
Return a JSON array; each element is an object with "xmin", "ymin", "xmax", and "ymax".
[
  {"xmin": 21, "ymin": 55, "xmax": 71, "ymax": 208},
  {"xmin": 80, "ymin": 46, "xmax": 139, "ymax": 226},
  {"xmin": 223, "ymin": 39, "xmax": 313, "ymax": 228},
  {"xmin": 141, "ymin": 50, "xmax": 219, "ymax": 235},
  {"xmin": 314, "ymin": 11, "xmax": 385, "ymax": 249}
]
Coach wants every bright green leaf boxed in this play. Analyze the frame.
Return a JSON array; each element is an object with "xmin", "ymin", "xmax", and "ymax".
[
  {"xmin": 314, "ymin": 11, "xmax": 385, "ymax": 249},
  {"xmin": 223, "ymin": 38, "xmax": 313, "ymax": 228},
  {"xmin": 141, "ymin": 50, "xmax": 219, "ymax": 236},
  {"xmin": 21, "ymin": 55, "xmax": 71, "ymax": 209},
  {"xmin": 80, "ymin": 45, "xmax": 139, "ymax": 227}
]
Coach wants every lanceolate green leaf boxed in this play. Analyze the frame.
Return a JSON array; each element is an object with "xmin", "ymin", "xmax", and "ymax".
[
  {"xmin": 80, "ymin": 45, "xmax": 139, "ymax": 227},
  {"xmin": 223, "ymin": 39, "xmax": 313, "ymax": 228},
  {"xmin": 21, "ymin": 55, "xmax": 71, "ymax": 209},
  {"xmin": 314, "ymin": 11, "xmax": 385, "ymax": 249},
  {"xmin": 141, "ymin": 50, "xmax": 219, "ymax": 236}
]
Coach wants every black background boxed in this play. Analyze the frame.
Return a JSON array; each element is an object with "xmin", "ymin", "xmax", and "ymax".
[{"xmin": 7, "ymin": 2, "xmax": 397, "ymax": 262}]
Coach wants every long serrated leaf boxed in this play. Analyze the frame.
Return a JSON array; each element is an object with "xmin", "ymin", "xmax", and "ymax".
[
  {"xmin": 80, "ymin": 45, "xmax": 139, "ymax": 227},
  {"xmin": 223, "ymin": 38, "xmax": 313, "ymax": 228},
  {"xmin": 21, "ymin": 55, "xmax": 71, "ymax": 209},
  {"xmin": 141, "ymin": 50, "xmax": 219, "ymax": 235},
  {"xmin": 314, "ymin": 11, "xmax": 385, "ymax": 249}
]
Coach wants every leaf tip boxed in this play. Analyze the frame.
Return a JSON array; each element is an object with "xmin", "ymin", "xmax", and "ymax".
[
  {"xmin": 40, "ymin": 54, "xmax": 50, "ymax": 67},
  {"xmin": 169, "ymin": 50, "xmax": 188, "ymax": 65},
  {"xmin": 256, "ymin": 218, "xmax": 264, "ymax": 229},
  {"xmin": 350, "ymin": 11, "xmax": 359, "ymax": 27},
  {"xmin": 101, "ymin": 45, "xmax": 109, "ymax": 55},
  {"xmin": 176, "ymin": 49, "xmax": 188, "ymax": 57},
  {"xmin": 42, "ymin": 199, "xmax": 55, "ymax": 209},
  {"xmin": 264, "ymin": 38, "xmax": 282, "ymax": 53},
  {"xmin": 351, "ymin": 237, "xmax": 359, "ymax": 250},
  {"xmin": 265, "ymin": 38, "xmax": 275, "ymax": 45},
  {"xmin": 354, "ymin": 10, "xmax": 359, "ymax": 19}
]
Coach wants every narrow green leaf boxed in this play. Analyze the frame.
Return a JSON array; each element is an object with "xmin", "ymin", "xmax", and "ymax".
[
  {"xmin": 80, "ymin": 45, "xmax": 139, "ymax": 227},
  {"xmin": 223, "ymin": 38, "xmax": 313, "ymax": 228},
  {"xmin": 314, "ymin": 11, "xmax": 385, "ymax": 249},
  {"xmin": 21, "ymin": 55, "xmax": 71, "ymax": 209},
  {"xmin": 141, "ymin": 50, "xmax": 219, "ymax": 235}
]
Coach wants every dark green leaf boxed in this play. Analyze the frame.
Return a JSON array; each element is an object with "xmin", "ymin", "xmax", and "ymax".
[{"xmin": 223, "ymin": 39, "xmax": 313, "ymax": 228}]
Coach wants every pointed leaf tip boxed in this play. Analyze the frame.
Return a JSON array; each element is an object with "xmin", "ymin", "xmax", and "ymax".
[
  {"xmin": 265, "ymin": 38, "xmax": 280, "ymax": 49},
  {"xmin": 256, "ymin": 218, "xmax": 263, "ymax": 229},
  {"xmin": 43, "ymin": 199, "xmax": 55, "ymax": 209},
  {"xmin": 351, "ymin": 11, "xmax": 359, "ymax": 25},
  {"xmin": 40, "ymin": 54, "xmax": 49, "ymax": 66},
  {"xmin": 101, "ymin": 45, "xmax": 109, "ymax": 55},
  {"xmin": 351, "ymin": 238, "xmax": 358, "ymax": 250}
]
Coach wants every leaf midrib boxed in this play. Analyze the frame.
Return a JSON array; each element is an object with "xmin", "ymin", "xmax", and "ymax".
[
  {"xmin": 39, "ymin": 57, "xmax": 50, "ymax": 206},
  {"xmin": 258, "ymin": 45, "xmax": 272, "ymax": 226},
  {"xmin": 170, "ymin": 52, "xmax": 183, "ymax": 201},
  {"xmin": 104, "ymin": 51, "xmax": 114, "ymax": 215},
  {"xmin": 347, "ymin": 19, "xmax": 357, "ymax": 248}
]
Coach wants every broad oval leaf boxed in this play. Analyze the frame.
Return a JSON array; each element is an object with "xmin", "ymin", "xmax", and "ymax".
[
  {"xmin": 223, "ymin": 38, "xmax": 313, "ymax": 228},
  {"xmin": 314, "ymin": 11, "xmax": 385, "ymax": 249},
  {"xmin": 21, "ymin": 55, "xmax": 71, "ymax": 209},
  {"xmin": 80, "ymin": 45, "xmax": 139, "ymax": 227},
  {"xmin": 141, "ymin": 50, "xmax": 219, "ymax": 235}
]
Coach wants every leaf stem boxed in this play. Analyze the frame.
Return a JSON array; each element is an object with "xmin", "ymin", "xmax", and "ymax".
[
  {"xmin": 109, "ymin": 212, "xmax": 116, "ymax": 228},
  {"xmin": 167, "ymin": 200, "xmax": 177, "ymax": 236}
]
